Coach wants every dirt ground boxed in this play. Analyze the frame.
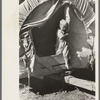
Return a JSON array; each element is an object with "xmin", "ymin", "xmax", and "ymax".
[
  {"xmin": 20, "ymin": 74, "xmax": 95, "ymax": 100},
  {"xmin": 20, "ymin": 86, "xmax": 95, "ymax": 100}
]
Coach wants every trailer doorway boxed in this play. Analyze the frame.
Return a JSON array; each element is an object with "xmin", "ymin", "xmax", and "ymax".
[{"xmin": 31, "ymin": 6, "xmax": 65, "ymax": 57}]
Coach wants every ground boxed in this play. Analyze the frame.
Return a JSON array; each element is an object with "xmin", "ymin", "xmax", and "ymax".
[
  {"xmin": 19, "ymin": 74, "xmax": 95, "ymax": 100},
  {"xmin": 20, "ymin": 86, "xmax": 94, "ymax": 100}
]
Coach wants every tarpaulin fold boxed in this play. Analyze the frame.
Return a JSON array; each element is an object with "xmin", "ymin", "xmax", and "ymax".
[{"xmin": 19, "ymin": 0, "xmax": 95, "ymax": 74}]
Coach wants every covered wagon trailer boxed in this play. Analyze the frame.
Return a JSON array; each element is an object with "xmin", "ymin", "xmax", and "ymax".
[{"xmin": 19, "ymin": 0, "xmax": 95, "ymax": 92}]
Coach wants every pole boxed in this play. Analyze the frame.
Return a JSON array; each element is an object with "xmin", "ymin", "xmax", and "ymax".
[{"xmin": 27, "ymin": 67, "xmax": 30, "ymax": 88}]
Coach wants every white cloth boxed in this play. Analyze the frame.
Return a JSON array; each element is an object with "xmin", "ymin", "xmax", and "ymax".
[{"xmin": 19, "ymin": 0, "xmax": 39, "ymax": 30}]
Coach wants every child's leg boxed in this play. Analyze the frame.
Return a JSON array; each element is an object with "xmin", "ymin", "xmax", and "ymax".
[
  {"xmin": 63, "ymin": 46, "xmax": 69, "ymax": 69},
  {"xmin": 56, "ymin": 40, "xmax": 66, "ymax": 55}
]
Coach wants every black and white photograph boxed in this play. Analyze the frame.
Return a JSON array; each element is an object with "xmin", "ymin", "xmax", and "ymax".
[
  {"xmin": 19, "ymin": 0, "xmax": 97, "ymax": 100},
  {"xmin": 2, "ymin": 0, "xmax": 99, "ymax": 100}
]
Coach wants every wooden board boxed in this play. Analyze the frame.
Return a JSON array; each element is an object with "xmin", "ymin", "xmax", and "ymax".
[
  {"xmin": 20, "ymin": 54, "xmax": 66, "ymax": 79},
  {"xmin": 64, "ymin": 75, "xmax": 95, "ymax": 91}
]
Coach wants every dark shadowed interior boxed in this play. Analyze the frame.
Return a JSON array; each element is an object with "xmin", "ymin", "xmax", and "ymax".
[
  {"xmin": 32, "ymin": 6, "xmax": 65, "ymax": 56},
  {"xmin": 31, "ymin": 4, "xmax": 90, "ymax": 68}
]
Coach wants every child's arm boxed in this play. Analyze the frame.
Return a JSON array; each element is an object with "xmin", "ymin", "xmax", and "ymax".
[{"xmin": 57, "ymin": 29, "xmax": 65, "ymax": 40}]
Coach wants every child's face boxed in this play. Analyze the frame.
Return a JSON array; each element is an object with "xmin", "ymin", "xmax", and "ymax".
[{"xmin": 60, "ymin": 23, "xmax": 66, "ymax": 30}]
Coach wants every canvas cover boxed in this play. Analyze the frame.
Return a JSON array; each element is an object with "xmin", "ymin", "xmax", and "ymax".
[{"xmin": 19, "ymin": 0, "xmax": 95, "ymax": 74}]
